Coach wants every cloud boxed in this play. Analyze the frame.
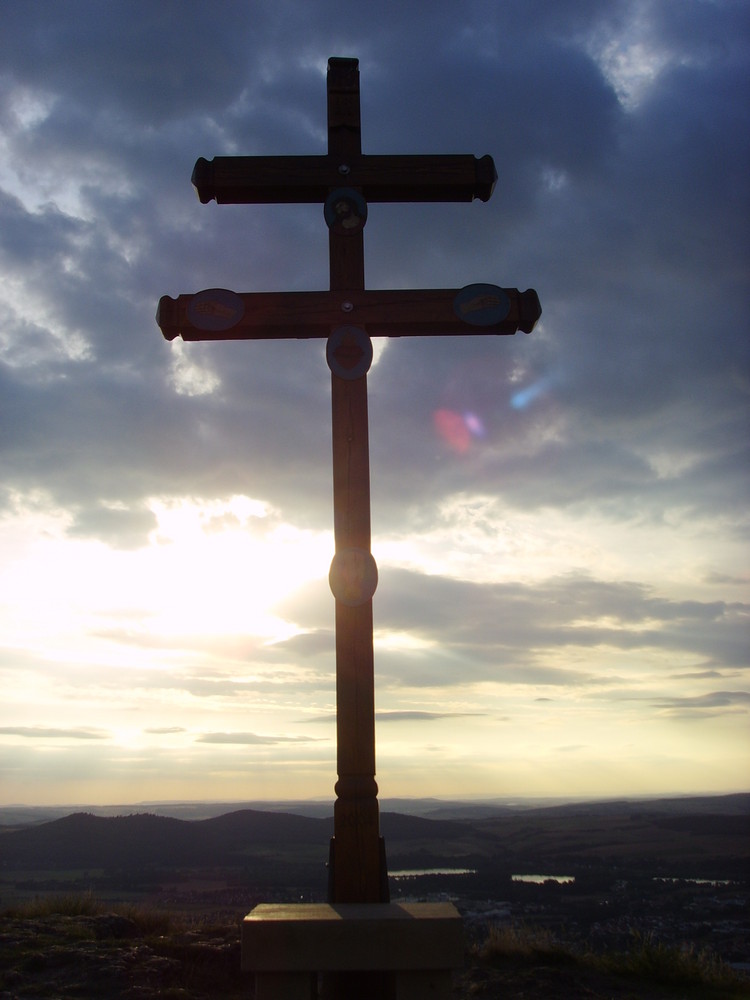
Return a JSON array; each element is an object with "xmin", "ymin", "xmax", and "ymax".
[
  {"xmin": 306, "ymin": 710, "xmax": 484, "ymax": 723},
  {"xmin": 374, "ymin": 568, "xmax": 749, "ymax": 671},
  {"xmin": 669, "ymin": 670, "xmax": 729, "ymax": 681},
  {"xmin": 0, "ymin": 0, "xmax": 744, "ymax": 548},
  {"xmin": 275, "ymin": 564, "xmax": 749, "ymax": 691},
  {"xmin": 0, "ymin": 726, "xmax": 108, "ymax": 740},
  {"xmin": 196, "ymin": 731, "xmax": 324, "ymax": 745},
  {"xmin": 376, "ymin": 710, "xmax": 484, "ymax": 722},
  {"xmin": 652, "ymin": 691, "xmax": 750, "ymax": 719}
]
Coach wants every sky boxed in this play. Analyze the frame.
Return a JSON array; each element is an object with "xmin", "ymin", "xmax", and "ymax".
[{"xmin": 0, "ymin": 0, "xmax": 748, "ymax": 808}]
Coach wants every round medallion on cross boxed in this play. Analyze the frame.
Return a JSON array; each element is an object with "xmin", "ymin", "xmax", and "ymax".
[
  {"xmin": 453, "ymin": 283, "xmax": 511, "ymax": 326},
  {"xmin": 187, "ymin": 288, "xmax": 245, "ymax": 331},
  {"xmin": 324, "ymin": 188, "xmax": 368, "ymax": 235},
  {"xmin": 326, "ymin": 325, "xmax": 373, "ymax": 380}
]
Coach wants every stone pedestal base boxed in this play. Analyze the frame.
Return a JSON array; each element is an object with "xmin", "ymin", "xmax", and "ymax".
[{"xmin": 242, "ymin": 902, "xmax": 463, "ymax": 999}]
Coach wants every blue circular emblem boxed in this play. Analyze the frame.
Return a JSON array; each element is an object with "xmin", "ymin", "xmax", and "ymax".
[
  {"xmin": 453, "ymin": 283, "xmax": 511, "ymax": 327},
  {"xmin": 187, "ymin": 288, "xmax": 245, "ymax": 332}
]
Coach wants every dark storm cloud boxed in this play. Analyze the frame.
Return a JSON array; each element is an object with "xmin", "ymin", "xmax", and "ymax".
[
  {"xmin": 0, "ymin": 0, "xmax": 747, "ymax": 558},
  {"xmin": 0, "ymin": 2, "xmax": 254, "ymax": 123}
]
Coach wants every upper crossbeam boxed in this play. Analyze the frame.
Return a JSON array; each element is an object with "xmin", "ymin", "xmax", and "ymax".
[{"xmin": 191, "ymin": 153, "xmax": 498, "ymax": 204}]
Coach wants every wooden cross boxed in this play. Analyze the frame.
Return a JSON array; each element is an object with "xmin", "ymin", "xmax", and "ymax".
[{"xmin": 157, "ymin": 57, "xmax": 540, "ymax": 905}]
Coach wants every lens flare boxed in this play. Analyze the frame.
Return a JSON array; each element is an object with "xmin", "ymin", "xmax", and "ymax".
[
  {"xmin": 463, "ymin": 411, "xmax": 486, "ymax": 438},
  {"xmin": 510, "ymin": 375, "xmax": 553, "ymax": 410},
  {"xmin": 433, "ymin": 409, "xmax": 486, "ymax": 453},
  {"xmin": 434, "ymin": 409, "xmax": 470, "ymax": 452}
]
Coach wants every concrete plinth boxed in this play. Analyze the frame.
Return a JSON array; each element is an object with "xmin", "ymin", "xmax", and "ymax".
[{"xmin": 242, "ymin": 902, "xmax": 464, "ymax": 999}]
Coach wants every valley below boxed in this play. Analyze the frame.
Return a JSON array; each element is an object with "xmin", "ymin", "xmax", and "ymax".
[{"xmin": 1, "ymin": 793, "xmax": 748, "ymax": 998}]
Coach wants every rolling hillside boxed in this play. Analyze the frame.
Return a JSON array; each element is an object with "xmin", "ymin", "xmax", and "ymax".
[{"xmin": 1, "ymin": 795, "xmax": 747, "ymax": 876}]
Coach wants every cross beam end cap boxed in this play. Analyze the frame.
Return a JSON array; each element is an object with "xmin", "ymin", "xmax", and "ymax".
[
  {"xmin": 519, "ymin": 289, "xmax": 542, "ymax": 333},
  {"xmin": 191, "ymin": 157, "xmax": 215, "ymax": 204},
  {"xmin": 328, "ymin": 56, "xmax": 359, "ymax": 72},
  {"xmin": 475, "ymin": 155, "xmax": 498, "ymax": 202},
  {"xmin": 156, "ymin": 295, "xmax": 180, "ymax": 340}
]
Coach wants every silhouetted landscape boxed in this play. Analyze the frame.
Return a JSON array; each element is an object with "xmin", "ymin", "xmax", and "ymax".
[{"xmin": 1, "ymin": 794, "xmax": 749, "ymax": 997}]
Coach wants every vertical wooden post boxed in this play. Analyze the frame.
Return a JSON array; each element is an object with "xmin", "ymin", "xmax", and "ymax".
[
  {"xmin": 161, "ymin": 52, "xmax": 538, "ymax": 999},
  {"xmin": 327, "ymin": 57, "xmax": 386, "ymax": 905}
]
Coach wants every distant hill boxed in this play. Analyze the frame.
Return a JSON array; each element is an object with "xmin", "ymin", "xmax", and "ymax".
[
  {"xmin": 0, "ymin": 809, "xmax": 331, "ymax": 871},
  {"xmin": 2, "ymin": 792, "xmax": 747, "ymax": 828},
  {"xmin": 0, "ymin": 808, "xmax": 477, "ymax": 872},
  {"xmin": 1, "ymin": 795, "xmax": 747, "ymax": 877}
]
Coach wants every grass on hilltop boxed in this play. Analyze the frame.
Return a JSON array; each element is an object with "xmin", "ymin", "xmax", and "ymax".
[
  {"xmin": 1, "ymin": 893, "xmax": 246, "ymax": 999},
  {"xmin": 3, "ymin": 896, "xmax": 749, "ymax": 999},
  {"xmin": 476, "ymin": 922, "xmax": 750, "ymax": 998},
  {"xmin": 2, "ymin": 890, "xmax": 176, "ymax": 934}
]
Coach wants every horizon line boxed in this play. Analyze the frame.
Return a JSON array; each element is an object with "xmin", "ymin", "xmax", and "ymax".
[{"xmin": 2, "ymin": 789, "xmax": 748, "ymax": 811}]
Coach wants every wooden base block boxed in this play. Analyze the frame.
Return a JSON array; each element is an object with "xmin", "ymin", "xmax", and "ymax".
[
  {"xmin": 242, "ymin": 902, "xmax": 463, "ymax": 999},
  {"xmin": 254, "ymin": 971, "xmax": 316, "ymax": 1000}
]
